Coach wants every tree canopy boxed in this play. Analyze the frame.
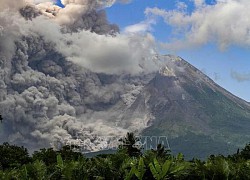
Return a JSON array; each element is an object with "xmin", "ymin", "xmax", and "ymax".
[{"xmin": 0, "ymin": 135, "xmax": 250, "ymax": 179}]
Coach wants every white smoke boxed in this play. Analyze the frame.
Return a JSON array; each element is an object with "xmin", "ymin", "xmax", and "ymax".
[
  {"xmin": 0, "ymin": 0, "xmax": 157, "ymax": 151},
  {"xmin": 29, "ymin": 0, "xmax": 131, "ymax": 28}
]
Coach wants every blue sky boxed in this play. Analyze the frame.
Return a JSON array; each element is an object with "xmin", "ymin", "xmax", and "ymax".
[
  {"xmin": 57, "ymin": 0, "xmax": 250, "ymax": 102},
  {"xmin": 55, "ymin": 0, "xmax": 64, "ymax": 7}
]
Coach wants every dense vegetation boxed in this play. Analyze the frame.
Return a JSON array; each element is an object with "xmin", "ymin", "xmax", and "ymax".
[{"xmin": 0, "ymin": 133, "xmax": 250, "ymax": 180}]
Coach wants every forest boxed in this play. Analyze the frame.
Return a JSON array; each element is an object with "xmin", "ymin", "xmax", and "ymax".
[{"xmin": 0, "ymin": 132, "xmax": 250, "ymax": 180}]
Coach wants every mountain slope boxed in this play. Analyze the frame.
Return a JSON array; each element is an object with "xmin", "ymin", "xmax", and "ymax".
[{"xmin": 129, "ymin": 55, "xmax": 250, "ymax": 159}]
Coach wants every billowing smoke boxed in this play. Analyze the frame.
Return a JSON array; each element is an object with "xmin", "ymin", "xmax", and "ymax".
[
  {"xmin": 20, "ymin": 5, "xmax": 42, "ymax": 20},
  {"xmin": 0, "ymin": 0, "xmax": 157, "ymax": 151},
  {"xmin": 30, "ymin": 0, "xmax": 129, "ymax": 34},
  {"xmin": 0, "ymin": 1, "xmax": 25, "ymax": 11}
]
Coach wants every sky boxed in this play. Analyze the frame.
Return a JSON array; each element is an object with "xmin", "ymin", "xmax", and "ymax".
[{"xmin": 55, "ymin": 0, "xmax": 250, "ymax": 102}]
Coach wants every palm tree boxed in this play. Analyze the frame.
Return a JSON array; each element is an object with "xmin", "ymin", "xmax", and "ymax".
[
  {"xmin": 239, "ymin": 143, "xmax": 250, "ymax": 160},
  {"xmin": 118, "ymin": 132, "xmax": 142, "ymax": 157},
  {"xmin": 152, "ymin": 144, "xmax": 171, "ymax": 159}
]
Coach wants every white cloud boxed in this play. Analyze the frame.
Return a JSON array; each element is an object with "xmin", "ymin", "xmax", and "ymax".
[
  {"xmin": 193, "ymin": 0, "xmax": 205, "ymax": 7},
  {"xmin": 176, "ymin": 1, "xmax": 188, "ymax": 10},
  {"xmin": 124, "ymin": 19, "xmax": 156, "ymax": 34},
  {"xmin": 146, "ymin": 0, "xmax": 250, "ymax": 50},
  {"xmin": 231, "ymin": 70, "xmax": 250, "ymax": 82}
]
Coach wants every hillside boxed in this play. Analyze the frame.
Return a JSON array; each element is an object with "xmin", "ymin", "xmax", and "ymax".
[{"xmin": 138, "ymin": 55, "xmax": 250, "ymax": 158}]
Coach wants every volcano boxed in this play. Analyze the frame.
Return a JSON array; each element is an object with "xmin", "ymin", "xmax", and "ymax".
[
  {"xmin": 132, "ymin": 55, "xmax": 250, "ymax": 159},
  {"xmin": 1, "ymin": 0, "xmax": 250, "ymax": 160}
]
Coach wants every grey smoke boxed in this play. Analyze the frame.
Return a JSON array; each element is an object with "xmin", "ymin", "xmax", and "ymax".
[
  {"xmin": 0, "ymin": 0, "xmax": 157, "ymax": 151},
  {"xmin": 19, "ymin": 5, "xmax": 42, "ymax": 20},
  {"xmin": 62, "ymin": 9, "xmax": 120, "ymax": 35},
  {"xmin": 0, "ymin": 1, "xmax": 25, "ymax": 11},
  {"xmin": 0, "ymin": 34, "xmax": 154, "ymax": 150}
]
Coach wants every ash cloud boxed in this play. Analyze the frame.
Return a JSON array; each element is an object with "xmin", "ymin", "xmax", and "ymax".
[
  {"xmin": 0, "ymin": 1, "xmax": 25, "ymax": 11},
  {"xmin": 20, "ymin": 5, "xmax": 42, "ymax": 20},
  {"xmin": 0, "ymin": 34, "xmax": 154, "ymax": 150},
  {"xmin": 32, "ymin": 0, "xmax": 129, "ymax": 34},
  {"xmin": 0, "ymin": 0, "xmax": 157, "ymax": 150}
]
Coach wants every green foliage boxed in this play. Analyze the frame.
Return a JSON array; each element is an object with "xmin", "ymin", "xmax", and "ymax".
[
  {"xmin": 22, "ymin": 160, "xmax": 48, "ymax": 180},
  {"xmin": 119, "ymin": 132, "xmax": 142, "ymax": 157},
  {"xmin": 149, "ymin": 155, "xmax": 189, "ymax": 180},
  {"xmin": 32, "ymin": 148, "xmax": 57, "ymax": 166},
  {"xmin": 239, "ymin": 143, "xmax": 250, "ymax": 160},
  {"xmin": 0, "ymin": 142, "xmax": 31, "ymax": 170},
  {"xmin": 56, "ymin": 154, "xmax": 64, "ymax": 170},
  {"xmin": 126, "ymin": 157, "xmax": 146, "ymax": 180},
  {"xmin": 0, "ymin": 136, "xmax": 250, "ymax": 180},
  {"xmin": 204, "ymin": 156, "xmax": 230, "ymax": 179}
]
